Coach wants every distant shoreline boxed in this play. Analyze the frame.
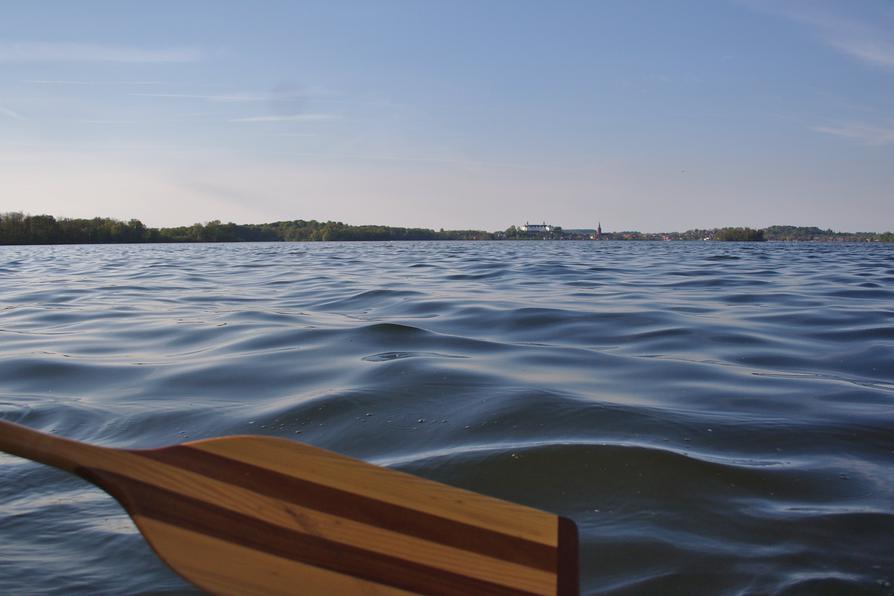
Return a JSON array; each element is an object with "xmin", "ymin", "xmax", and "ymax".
[{"xmin": 1, "ymin": 213, "xmax": 892, "ymax": 244}]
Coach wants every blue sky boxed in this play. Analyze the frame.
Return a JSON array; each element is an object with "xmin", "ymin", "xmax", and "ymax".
[{"xmin": 1, "ymin": 0, "xmax": 892, "ymax": 232}]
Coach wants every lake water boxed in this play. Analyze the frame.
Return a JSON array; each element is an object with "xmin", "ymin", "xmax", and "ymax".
[{"xmin": 1, "ymin": 241, "xmax": 892, "ymax": 595}]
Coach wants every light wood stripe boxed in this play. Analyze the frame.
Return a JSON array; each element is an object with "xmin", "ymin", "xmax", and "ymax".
[
  {"xmin": 135, "ymin": 517, "xmax": 414, "ymax": 596},
  {"xmin": 189, "ymin": 435, "xmax": 558, "ymax": 545},
  {"xmin": 91, "ymin": 470, "xmax": 543, "ymax": 596},
  {"xmin": 141, "ymin": 445, "xmax": 557, "ymax": 573}
]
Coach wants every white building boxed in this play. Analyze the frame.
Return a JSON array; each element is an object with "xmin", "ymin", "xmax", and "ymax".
[{"xmin": 522, "ymin": 222, "xmax": 553, "ymax": 233}]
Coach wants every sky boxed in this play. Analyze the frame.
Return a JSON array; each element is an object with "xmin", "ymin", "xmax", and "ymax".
[{"xmin": 1, "ymin": 0, "xmax": 892, "ymax": 232}]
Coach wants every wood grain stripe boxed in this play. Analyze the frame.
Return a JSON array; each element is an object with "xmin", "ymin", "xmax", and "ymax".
[
  {"xmin": 188, "ymin": 436, "xmax": 557, "ymax": 544},
  {"xmin": 133, "ymin": 448, "xmax": 554, "ymax": 591},
  {"xmin": 140, "ymin": 444, "xmax": 557, "ymax": 572},
  {"xmin": 556, "ymin": 517, "xmax": 579, "ymax": 596},
  {"xmin": 86, "ymin": 468, "xmax": 544, "ymax": 596},
  {"xmin": 84, "ymin": 447, "xmax": 553, "ymax": 591},
  {"xmin": 135, "ymin": 518, "xmax": 414, "ymax": 596}
]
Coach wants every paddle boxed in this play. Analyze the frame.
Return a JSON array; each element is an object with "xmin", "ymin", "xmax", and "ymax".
[{"xmin": 0, "ymin": 419, "xmax": 578, "ymax": 595}]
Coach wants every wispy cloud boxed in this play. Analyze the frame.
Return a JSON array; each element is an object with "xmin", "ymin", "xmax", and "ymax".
[
  {"xmin": 743, "ymin": 0, "xmax": 894, "ymax": 69},
  {"xmin": 229, "ymin": 114, "xmax": 338, "ymax": 123},
  {"xmin": 133, "ymin": 92, "xmax": 267, "ymax": 103},
  {"xmin": 813, "ymin": 122, "xmax": 894, "ymax": 145},
  {"xmin": 0, "ymin": 42, "xmax": 202, "ymax": 63},
  {"xmin": 272, "ymin": 132, "xmax": 321, "ymax": 138},
  {"xmin": 827, "ymin": 38, "xmax": 894, "ymax": 69},
  {"xmin": 281, "ymin": 151, "xmax": 528, "ymax": 168},
  {"xmin": 78, "ymin": 119, "xmax": 141, "ymax": 125},
  {"xmin": 132, "ymin": 88, "xmax": 320, "ymax": 103},
  {"xmin": 0, "ymin": 104, "xmax": 24, "ymax": 120},
  {"xmin": 27, "ymin": 79, "xmax": 165, "ymax": 86}
]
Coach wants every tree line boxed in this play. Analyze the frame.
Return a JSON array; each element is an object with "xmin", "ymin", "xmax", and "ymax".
[
  {"xmin": 0, "ymin": 213, "xmax": 492, "ymax": 245},
  {"xmin": 715, "ymin": 227, "xmax": 766, "ymax": 241},
  {"xmin": 1, "ymin": 213, "xmax": 891, "ymax": 244},
  {"xmin": 762, "ymin": 225, "xmax": 894, "ymax": 242}
]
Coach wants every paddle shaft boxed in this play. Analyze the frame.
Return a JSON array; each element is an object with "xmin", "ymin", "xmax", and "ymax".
[{"xmin": 0, "ymin": 419, "xmax": 104, "ymax": 474}]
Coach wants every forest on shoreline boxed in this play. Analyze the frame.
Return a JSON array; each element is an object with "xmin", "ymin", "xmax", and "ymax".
[{"xmin": 1, "ymin": 213, "xmax": 892, "ymax": 244}]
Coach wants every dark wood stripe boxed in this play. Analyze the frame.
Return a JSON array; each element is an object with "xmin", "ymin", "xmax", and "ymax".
[
  {"xmin": 83, "ymin": 468, "xmax": 541, "ymax": 596},
  {"xmin": 556, "ymin": 516, "xmax": 579, "ymax": 596},
  {"xmin": 136, "ymin": 445, "xmax": 556, "ymax": 572}
]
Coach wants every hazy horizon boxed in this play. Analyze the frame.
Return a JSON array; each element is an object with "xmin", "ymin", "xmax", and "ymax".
[{"xmin": 2, "ymin": 1, "xmax": 892, "ymax": 233}]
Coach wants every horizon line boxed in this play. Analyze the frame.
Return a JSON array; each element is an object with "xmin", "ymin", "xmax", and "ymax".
[{"xmin": 0, "ymin": 212, "xmax": 890, "ymax": 236}]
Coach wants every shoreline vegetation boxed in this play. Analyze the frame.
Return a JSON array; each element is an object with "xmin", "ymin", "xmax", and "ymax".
[{"xmin": 1, "ymin": 213, "xmax": 892, "ymax": 244}]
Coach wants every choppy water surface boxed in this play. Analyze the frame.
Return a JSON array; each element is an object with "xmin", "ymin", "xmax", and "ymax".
[{"xmin": 1, "ymin": 241, "xmax": 892, "ymax": 595}]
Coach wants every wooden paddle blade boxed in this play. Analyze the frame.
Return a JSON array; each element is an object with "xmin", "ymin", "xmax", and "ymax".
[{"xmin": 78, "ymin": 435, "xmax": 578, "ymax": 596}]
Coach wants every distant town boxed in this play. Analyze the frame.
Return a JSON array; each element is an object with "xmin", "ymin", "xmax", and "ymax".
[
  {"xmin": 494, "ymin": 222, "xmax": 891, "ymax": 242},
  {"xmin": 0, "ymin": 213, "xmax": 892, "ymax": 244}
]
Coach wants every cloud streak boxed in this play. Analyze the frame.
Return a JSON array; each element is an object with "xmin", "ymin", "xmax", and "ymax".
[
  {"xmin": 287, "ymin": 152, "xmax": 529, "ymax": 169},
  {"xmin": 78, "ymin": 119, "xmax": 141, "ymax": 125},
  {"xmin": 813, "ymin": 122, "xmax": 894, "ymax": 145},
  {"xmin": 27, "ymin": 79, "xmax": 165, "ymax": 86},
  {"xmin": 133, "ymin": 92, "xmax": 267, "ymax": 103},
  {"xmin": 0, "ymin": 104, "xmax": 24, "ymax": 120},
  {"xmin": 827, "ymin": 38, "xmax": 894, "ymax": 69},
  {"xmin": 744, "ymin": 0, "xmax": 894, "ymax": 69},
  {"xmin": 0, "ymin": 42, "xmax": 202, "ymax": 63},
  {"xmin": 132, "ymin": 88, "xmax": 320, "ymax": 103},
  {"xmin": 229, "ymin": 114, "xmax": 337, "ymax": 123}
]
